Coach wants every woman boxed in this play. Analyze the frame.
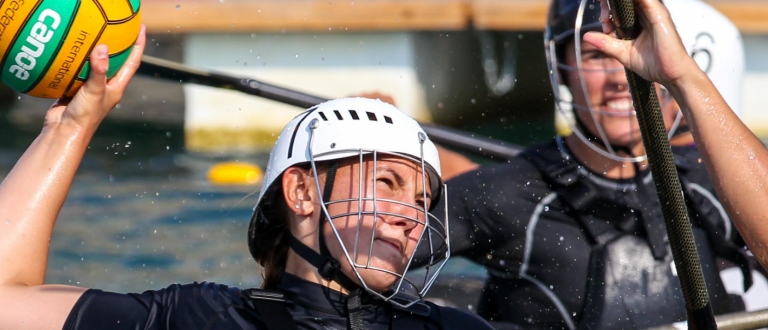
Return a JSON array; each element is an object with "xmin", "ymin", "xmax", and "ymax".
[
  {"xmin": 414, "ymin": 0, "xmax": 755, "ymax": 328},
  {"xmin": 589, "ymin": 0, "xmax": 768, "ymax": 279},
  {"xmin": 0, "ymin": 27, "xmax": 492, "ymax": 329}
]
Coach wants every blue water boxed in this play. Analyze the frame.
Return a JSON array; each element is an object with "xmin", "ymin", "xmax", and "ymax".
[{"xmin": 44, "ymin": 151, "xmax": 266, "ymax": 293}]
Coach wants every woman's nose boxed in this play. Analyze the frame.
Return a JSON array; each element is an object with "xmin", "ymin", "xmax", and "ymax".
[
  {"xmin": 606, "ymin": 63, "xmax": 629, "ymax": 89},
  {"xmin": 380, "ymin": 200, "xmax": 422, "ymax": 231}
]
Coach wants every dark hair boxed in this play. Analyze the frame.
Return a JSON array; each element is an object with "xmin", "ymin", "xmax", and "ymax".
[
  {"xmin": 251, "ymin": 162, "xmax": 330, "ymax": 289},
  {"xmin": 254, "ymin": 179, "xmax": 291, "ymax": 290}
]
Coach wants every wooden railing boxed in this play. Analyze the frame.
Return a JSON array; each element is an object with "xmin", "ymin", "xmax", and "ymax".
[{"xmin": 142, "ymin": 0, "xmax": 768, "ymax": 34}]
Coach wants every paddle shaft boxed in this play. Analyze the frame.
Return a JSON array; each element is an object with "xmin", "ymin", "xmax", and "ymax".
[
  {"xmin": 137, "ymin": 55, "xmax": 523, "ymax": 161},
  {"xmin": 607, "ymin": 0, "xmax": 716, "ymax": 328}
]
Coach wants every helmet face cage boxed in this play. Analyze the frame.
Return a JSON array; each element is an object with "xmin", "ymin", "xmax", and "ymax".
[
  {"xmin": 305, "ymin": 119, "xmax": 450, "ymax": 308},
  {"xmin": 249, "ymin": 97, "xmax": 448, "ymax": 308},
  {"xmin": 545, "ymin": 0, "xmax": 676, "ymax": 162}
]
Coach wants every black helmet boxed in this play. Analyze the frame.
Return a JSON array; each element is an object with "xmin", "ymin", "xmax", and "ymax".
[{"xmin": 546, "ymin": 0, "xmax": 602, "ymax": 61}]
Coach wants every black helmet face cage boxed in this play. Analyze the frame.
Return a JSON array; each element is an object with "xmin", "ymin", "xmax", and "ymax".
[
  {"xmin": 306, "ymin": 125, "xmax": 450, "ymax": 308},
  {"xmin": 546, "ymin": 0, "xmax": 655, "ymax": 162}
]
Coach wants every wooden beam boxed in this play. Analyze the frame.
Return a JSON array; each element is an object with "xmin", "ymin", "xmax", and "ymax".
[
  {"xmin": 470, "ymin": 0, "xmax": 548, "ymax": 31},
  {"xmin": 707, "ymin": 1, "xmax": 768, "ymax": 35},
  {"xmin": 470, "ymin": 0, "xmax": 768, "ymax": 33},
  {"xmin": 142, "ymin": 0, "xmax": 470, "ymax": 33},
  {"xmin": 141, "ymin": 0, "xmax": 768, "ymax": 34}
]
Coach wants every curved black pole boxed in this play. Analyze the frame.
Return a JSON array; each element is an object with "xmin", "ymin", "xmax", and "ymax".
[
  {"xmin": 606, "ymin": 0, "xmax": 716, "ymax": 328},
  {"xmin": 137, "ymin": 55, "xmax": 523, "ymax": 161}
]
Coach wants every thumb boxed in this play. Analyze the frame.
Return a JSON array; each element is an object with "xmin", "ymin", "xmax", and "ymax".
[
  {"xmin": 79, "ymin": 45, "xmax": 109, "ymax": 98},
  {"xmin": 583, "ymin": 31, "xmax": 632, "ymax": 68}
]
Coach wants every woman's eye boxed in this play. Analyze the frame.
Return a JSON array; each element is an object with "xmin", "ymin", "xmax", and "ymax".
[
  {"xmin": 377, "ymin": 178, "xmax": 394, "ymax": 188},
  {"xmin": 582, "ymin": 51, "xmax": 605, "ymax": 61}
]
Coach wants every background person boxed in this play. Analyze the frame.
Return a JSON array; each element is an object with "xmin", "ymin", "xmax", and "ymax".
[
  {"xmin": 414, "ymin": 0, "xmax": 758, "ymax": 328},
  {"xmin": 587, "ymin": 0, "xmax": 768, "ymax": 283}
]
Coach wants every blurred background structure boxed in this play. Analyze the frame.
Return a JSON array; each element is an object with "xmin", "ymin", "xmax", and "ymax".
[{"xmin": 3, "ymin": 0, "xmax": 768, "ymax": 152}]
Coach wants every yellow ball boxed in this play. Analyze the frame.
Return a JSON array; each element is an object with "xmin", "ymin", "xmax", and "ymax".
[
  {"xmin": 0, "ymin": 0, "xmax": 141, "ymax": 98},
  {"xmin": 208, "ymin": 162, "xmax": 264, "ymax": 186}
]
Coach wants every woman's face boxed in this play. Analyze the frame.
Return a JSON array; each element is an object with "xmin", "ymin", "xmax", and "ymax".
[
  {"xmin": 563, "ymin": 39, "xmax": 682, "ymax": 150},
  {"xmin": 322, "ymin": 155, "xmax": 430, "ymax": 292},
  {"xmin": 564, "ymin": 39, "xmax": 643, "ymax": 148}
]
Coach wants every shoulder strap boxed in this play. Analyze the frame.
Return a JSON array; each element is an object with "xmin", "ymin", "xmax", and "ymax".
[
  {"xmin": 519, "ymin": 139, "xmax": 582, "ymax": 188},
  {"xmin": 676, "ymin": 175, "xmax": 753, "ymax": 292},
  {"xmin": 245, "ymin": 288, "xmax": 298, "ymax": 330},
  {"xmin": 520, "ymin": 141, "xmax": 625, "ymax": 247},
  {"xmin": 672, "ymin": 145, "xmax": 753, "ymax": 291}
]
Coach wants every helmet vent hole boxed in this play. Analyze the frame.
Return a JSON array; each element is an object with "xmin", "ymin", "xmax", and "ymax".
[
  {"xmin": 366, "ymin": 112, "xmax": 377, "ymax": 121},
  {"xmin": 318, "ymin": 112, "xmax": 328, "ymax": 121},
  {"xmin": 333, "ymin": 110, "xmax": 343, "ymax": 120},
  {"xmin": 349, "ymin": 110, "xmax": 360, "ymax": 120},
  {"xmin": 384, "ymin": 116, "xmax": 393, "ymax": 124}
]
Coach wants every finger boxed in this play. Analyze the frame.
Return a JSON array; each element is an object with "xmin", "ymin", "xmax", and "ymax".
[
  {"xmin": 636, "ymin": 0, "xmax": 671, "ymax": 30},
  {"xmin": 599, "ymin": 0, "xmax": 614, "ymax": 34},
  {"xmin": 583, "ymin": 31, "xmax": 631, "ymax": 67},
  {"xmin": 109, "ymin": 25, "xmax": 146, "ymax": 90},
  {"xmin": 78, "ymin": 44, "xmax": 109, "ymax": 99}
]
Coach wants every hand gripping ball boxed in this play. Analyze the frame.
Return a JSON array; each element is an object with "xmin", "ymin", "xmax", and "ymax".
[{"xmin": 0, "ymin": 0, "xmax": 141, "ymax": 98}]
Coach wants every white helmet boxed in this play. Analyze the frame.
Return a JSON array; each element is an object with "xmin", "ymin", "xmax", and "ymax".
[
  {"xmin": 665, "ymin": 0, "xmax": 744, "ymax": 118},
  {"xmin": 248, "ymin": 97, "xmax": 448, "ymax": 307}
]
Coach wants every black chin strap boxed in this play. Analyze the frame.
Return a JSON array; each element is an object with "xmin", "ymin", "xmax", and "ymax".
[
  {"xmin": 288, "ymin": 235, "xmax": 359, "ymax": 290},
  {"xmin": 574, "ymin": 115, "xmax": 635, "ymax": 157},
  {"xmin": 287, "ymin": 161, "xmax": 360, "ymax": 292}
]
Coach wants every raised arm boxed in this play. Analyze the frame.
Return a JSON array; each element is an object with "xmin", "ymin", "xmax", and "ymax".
[
  {"xmin": 583, "ymin": 0, "xmax": 768, "ymax": 268},
  {"xmin": 0, "ymin": 27, "xmax": 146, "ymax": 329}
]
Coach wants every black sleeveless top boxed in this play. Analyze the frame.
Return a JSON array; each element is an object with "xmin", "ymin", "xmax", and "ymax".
[{"xmin": 63, "ymin": 272, "xmax": 493, "ymax": 329}]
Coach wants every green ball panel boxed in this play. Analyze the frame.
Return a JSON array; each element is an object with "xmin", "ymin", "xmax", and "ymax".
[{"xmin": 1, "ymin": 0, "xmax": 79, "ymax": 93}]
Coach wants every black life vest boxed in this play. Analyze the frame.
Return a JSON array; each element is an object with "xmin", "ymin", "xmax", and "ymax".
[
  {"xmin": 520, "ymin": 140, "xmax": 751, "ymax": 329},
  {"xmin": 246, "ymin": 288, "xmax": 440, "ymax": 330}
]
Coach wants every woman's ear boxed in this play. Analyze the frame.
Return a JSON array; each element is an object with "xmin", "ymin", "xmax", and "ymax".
[{"xmin": 282, "ymin": 167, "xmax": 315, "ymax": 216}]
